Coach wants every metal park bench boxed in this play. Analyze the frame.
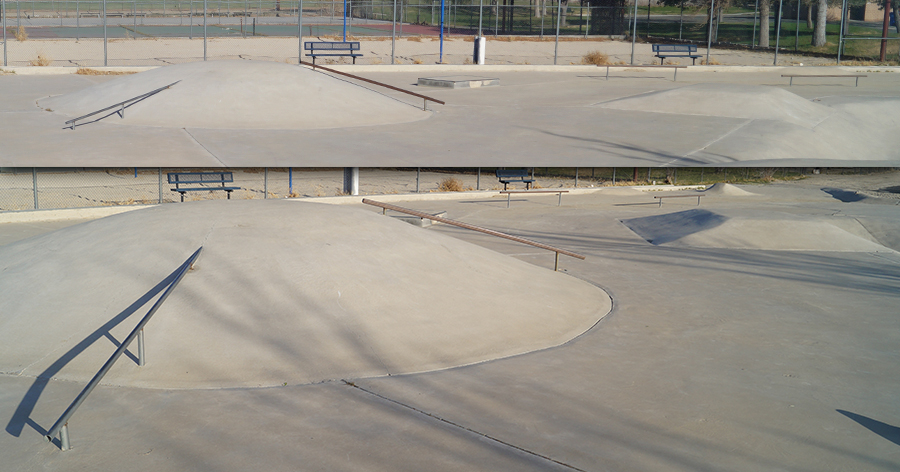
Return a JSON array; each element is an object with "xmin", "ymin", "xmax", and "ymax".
[
  {"xmin": 652, "ymin": 44, "xmax": 701, "ymax": 65},
  {"xmin": 304, "ymin": 41, "xmax": 362, "ymax": 65},
  {"xmin": 500, "ymin": 189, "xmax": 569, "ymax": 208},
  {"xmin": 495, "ymin": 169, "xmax": 535, "ymax": 190},
  {"xmin": 782, "ymin": 74, "xmax": 867, "ymax": 87},
  {"xmin": 654, "ymin": 193, "xmax": 703, "ymax": 207},
  {"xmin": 168, "ymin": 172, "xmax": 240, "ymax": 202}
]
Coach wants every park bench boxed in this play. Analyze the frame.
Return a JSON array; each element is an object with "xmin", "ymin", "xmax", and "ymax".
[
  {"xmin": 598, "ymin": 64, "xmax": 687, "ymax": 81},
  {"xmin": 500, "ymin": 189, "xmax": 569, "ymax": 208},
  {"xmin": 495, "ymin": 169, "xmax": 535, "ymax": 190},
  {"xmin": 654, "ymin": 193, "xmax": 703, "ymax": 207},
  {"xmin": 652, "ymin": 44, "xmax": 701, "ymax": 65},
  {"xmin": 168, "ymin": 172, "xmax": 240, "ymax": 202},
  {"xmin": 304, "ymin": 41, "xmax": 362, "ymax": 65},
  {"xmin": 782, "ymin": 74, "xmax": 866, "ymax": 87}
]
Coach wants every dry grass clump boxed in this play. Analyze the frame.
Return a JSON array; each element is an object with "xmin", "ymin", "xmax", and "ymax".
[
  {"xmin": 413, "ymin": 58, "xmax": 423, "ymax": 64},
  {"xmin": 581, "ymin": 50, "xmax": 610, "ymax": 65},
  {"xmin": 701, "ymin": 58, "xmax": 721, "ymax": 65},
  {"xmin": 76, "ymin": 68, "xmax": 136, "ymax": 76},
  {"xmin": 408, "ymin": 36, "xmax": 423, "ymax": 42},
  {"xmin": 15, "ymin": 26, "xmax": 28, "ymax": 41},
  {"xmin": 29, "ymin": 54, "xmax": 52, "ymax": 66},
  {"xmin": 438, "ymin": 177, "xmax": 465, "ymax": 192}
]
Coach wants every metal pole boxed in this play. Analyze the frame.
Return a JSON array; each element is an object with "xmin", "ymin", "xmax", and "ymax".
[
  {"xmin": 574, "ymin": 167, "xmax": 578, "ymax": 187},
  {"xmin": 706, "ymin": 0, "xmax": 715, "ymax": 64},
  {"xmin": 158, "ymin": 168, "xmax": 163, "ymax": 203},
  {"xmin": 554, "ymin": 0, "xmax": 561, "ymax": 64},
  {"xmin": 103, "ymin": 0, "xmax": 108, "ymax": 66},
  {"xmin": 204, "ymin": 0, "xmax": 207, "ymax": 60},
  {"xmin": 612, "ymin": 167, "xmax": 616, "ymax": 184},
  {"xmin": 76, "ymin": 0, "xmax": 80, "ymax": 41},
  {"xmin": 752, "ymin": 0, "xmax": 758, "ymax": 47},
  {"xmin": 60, "ymin": 424, "xmax": 70, "ymax": 451},
  {"xmin": 190, "ymin": 0, "xmax": 193, "ymax": 39},
  {"xmin": 2, "ymin": 0, "xmax": 6, "ymax": 67},
  {"xmin": 631, "ymin": 0, "xmax": 638, "ymax": 63},
  {"xmin": 478, "ymin": 0, "xmax": 483, "ymax": 35},
  {"xmin": 679, "ymin": 0, "xmax": 684, "ymax": 40},
  {"xmin": 416, "ymin": 167, "xmax": 420, "ymax": 192},
  {"xmin": 137, "ymin": 329, "xmax": 145, "ymax": 366},
  {"xmin": 795, "ymin": 0, "xmax": 799, "ymax": 51},
  {"xmin": 837, "ymin": 0, "xmax": 847, "ymax": 64},
  {"xmin": 477, "ymin": 167, "xmax": 481, "ymax": 190},
  {"xmin": 439, "ymin": 0, "xmax": 445, "ymax": 62},
  {"xmin": 289, "ymin": 168, "xmax": 293, "ymax": 194},
  {"xmin": 299, "ymin": 0, "xmax": 303, "ymax": 64},
  {"xmin": 391, "ymin": 0, "xmax": 397, "ymax": 63},
  {"xmin": 264, "ymin": 168, "xmax": 269, "ymax": 198},
  {"xmin": 773, "ymin": 0, "xmax": 783, "ymax": 65},
  {"xmin": 343, "ymin": 0, "xmax": 347, "ymax": 39},
  {"xmin": 32, "ymin": 168, "xmax": 38, "ymax": 210}
]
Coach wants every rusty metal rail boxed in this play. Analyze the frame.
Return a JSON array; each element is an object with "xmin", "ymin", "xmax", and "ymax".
[
  {"xmin": 362, "ymin": 199, "xmax": 584, "ymax": 271},
  {"xmin": 299, "ymin": 60, "xmax": 444, "ymax": 111}
]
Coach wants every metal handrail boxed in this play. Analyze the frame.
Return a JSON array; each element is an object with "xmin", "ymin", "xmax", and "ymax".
[
  {"xmin": 362, "ymin": 199, "xmax": 584, "ymax": 271},
  {"xmin": 45, "ymin": 247, "xmax": 202, "ymax": 451},
  {"xmin": 64, "ymin": 80, "xmax": 180, "ymax": 129},
  {"xmin": 299, "ymin": 61, "xmax": 444, "ymax": 111}
]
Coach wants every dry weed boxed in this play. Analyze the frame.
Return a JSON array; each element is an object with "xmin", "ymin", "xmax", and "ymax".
[
  {"xmin": 76, "ymin": 68, "xmax": 136, "ymax": 76},
  {"xmin": 15, "ymin": 26, "xmax": 27, "ymax": 41},
  {"xmin": 438, "ymin": 177, "xmax": 464, "ymax": 192},
  {"xmin": 413, "ymin": 58, "xmax": 423, "ymax": 64},
  {"xmin": 29, "ymin": 54, "xmax": 52, "ymax": 66},
  {"xmin": 408, "ymin": 36, "xmax": 423, "ymax": 42},
  {"xmin": 701, "ymin": 58, "xmax": 721, "ymax": 65}
]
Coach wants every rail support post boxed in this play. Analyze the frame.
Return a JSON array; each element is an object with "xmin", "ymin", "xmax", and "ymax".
[
  {"xmin": 554, "ymin": 252, "xmax": 560, "ymax": 271},
  {"xmin": 138, "ymin": 329, "xmax": 145, "ymax": 367},
  {"xmin": 60, "ymin": 424, "xmax": 70, "ymax": 451}
]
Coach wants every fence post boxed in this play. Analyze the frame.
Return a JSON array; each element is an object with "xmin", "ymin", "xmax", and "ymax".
[
  {"xmin": 204, "ymin": 0, "xmax": 208, "ymax": 60},
  {"xmin": 477, "ymin": 168, "xmax": 481, "ymax": 190},
  {"xmin": 33, "ymin": 168, "xmax": 38, "ymax": 210},
  {"xmin": 416, "ymin": 167, "xmax": 420, "ymax": 193},
  {"xmin": 264, "ymin": 168, "xmax": 269, "ymax": 198},
  {"xmin": 103, "ymin": 0, "xmax": 108, "ymax": 66},
  {"xmin": 158, "ymin": 168, "xmax": 163, "ymax": 204},
  {"xmin": 2, "ymin": 0, "xmax": 7, "ymax": 67}
]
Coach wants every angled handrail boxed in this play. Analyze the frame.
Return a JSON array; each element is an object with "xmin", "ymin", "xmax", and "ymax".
[
  {"xmin": 299, "ymin": 60, "xmax": 444, "ymax": 111},
  {"xmin": 362, "ymin": 199, "xmax": 584, "ymax": 271},
  {"xmin": 64, "ymin": 80, "xmax": 180, "ymax": 129},
  {"xmin": 45, "ymin": 247, "xmax": 202, "ymax": 451}
]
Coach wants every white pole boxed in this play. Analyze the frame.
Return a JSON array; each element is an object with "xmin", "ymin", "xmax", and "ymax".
[
  {"xmin": 706, "ymin": 0, "xmax": 715, "ymax": 64},
  {"xmin": 391, "ymin": 0, "xmax": 397, "ymax": 63},
  {"xmin": 299, "ymin": 0, "xmax": 303, "ymax": 63},
  {"xmin": 204, "ymin": 0, "xmax": 208, "ymax": 60}
]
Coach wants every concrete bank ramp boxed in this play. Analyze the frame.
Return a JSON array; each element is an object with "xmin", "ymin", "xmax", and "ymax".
[
  {"xmin": 600, "ymin": 84, "xmax": 833, "ymax": 128},
  {"xmin": 0, "ymin": 200, "xmax": 610, "ymax": 388},
  {"xmin": 39, "ymin": 60, "xmax": 429, "ymax": 130},
  {"xmin": 703, "ymin": 183, "xmax": 757, "ymax": 196},
  {"xmin": 622, "ymin": 208, "xmax": 891, "ymax": 251}
]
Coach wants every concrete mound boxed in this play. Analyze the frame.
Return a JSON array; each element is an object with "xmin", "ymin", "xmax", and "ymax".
[
  {"xmin": 622, "ymin": 208, "xmax": 890, "ymax": 251},
  {"xmin": 0, "ymin": 200, "xmax": 610, "ymax": 388},
  {"xmin": 39, "ymin": 61, "xmax": 429, "ymax": 130},
  {"xmin": 600, "ymin": 84, "xmax": 833, "ymax": 128},
  {"xmin": 703, "ymin": 183, "xmax": 757, "ymax": 196}
]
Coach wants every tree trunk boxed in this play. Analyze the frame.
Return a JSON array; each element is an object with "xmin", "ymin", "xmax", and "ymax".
[
  {"xmin": 812, "ymin": 0, "xmax": 826, "ymax": 46},
  {"xmin": 534, "ymin": 0, "xmax": 541, "ymax": 19},
  {"xmin": 894, "ymin": 3, "xmax": 899, "ymax": 34},
  {"xmin": 759, "ymin": 0, "xmax": 770, "ymax": 47},
  {"xmin": 560, "ymin": 0, "xmax": 568, "ymax": 26},
  {"xmin": 806, "ymin": 3, "xmax": 813, "ymax": 29}
]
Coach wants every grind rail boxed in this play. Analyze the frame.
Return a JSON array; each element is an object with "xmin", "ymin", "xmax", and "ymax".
[
  {"xmin": 299, "ymin": 61, "xmax": 444, "ymax": 111},
  {"xmin": 65, "ymin": 81, "xmax": 180, "ymax": 129},
  {"xmin": 45, "ymin": 247, "xmax": 202, "ymax": 451},
  {"xmin": 362, "ymin": 199, "xmax": 585, "ymax": 271}
]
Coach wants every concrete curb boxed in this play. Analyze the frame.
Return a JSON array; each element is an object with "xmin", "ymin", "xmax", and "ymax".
[
  {"xmin": 0, "ymin": 66, "xmax": 158, "ymax": 75},
  {"xmin": 0, "ymin": 185, "xmax": 706, "ymax": 221}
]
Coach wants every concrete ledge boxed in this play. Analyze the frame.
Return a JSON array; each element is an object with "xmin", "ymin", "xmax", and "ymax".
[{"xmin": 0, "ymin": 205, "xmax": 152, "ymax": 223}]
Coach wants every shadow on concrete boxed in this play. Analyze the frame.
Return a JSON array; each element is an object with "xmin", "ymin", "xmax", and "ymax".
[
  {"xmin": 838, "ymin": 410, "xmax": 900, "ymax": 447},
  {"xmin": 4, "ymin": 265, "xmax": 182, "ymax": 438},
  {"xmin": 822, "ymin": 187, "xmax": 866, "ymax": 203}
]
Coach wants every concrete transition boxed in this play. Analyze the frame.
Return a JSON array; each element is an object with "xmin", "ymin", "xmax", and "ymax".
[
  {"xmin": 600, "ymin": 83, "xmax": 899, "ymax": 164},
  {"xmin": 39, "ymin": 61, "xmax": 430, "ymax": 130},
  {"xmin": 621, "ymin": 208, "xmax": 894, "ymax": 251},
  {"xmin": 702, "ymin": 182, "xmax": 758, "ymax": 196},
  {"xmin": 0, "ymin": 200, "xmax": 610, "ymax": 389}
]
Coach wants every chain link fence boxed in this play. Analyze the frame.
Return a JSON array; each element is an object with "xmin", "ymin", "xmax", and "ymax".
[{"xmin": 2, "ymin": 167, "xmax": 893, "ymax": 212}]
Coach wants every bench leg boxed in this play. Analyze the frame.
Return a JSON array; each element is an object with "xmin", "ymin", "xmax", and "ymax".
[
  {"xmin": 658, "ymin": 198, "xmax": 662, "ymax": 208},
  {"xmin": 507, "ymin": 193, "xmax": 511, "ymax": 209},
  {"xmin": 226, "ymin": 190, "xmax": 232, "ymax": 200},
  {"xmin": 180, "ymin": 191, "xmax": 185, "ymax": 203},
  {"xmin": 659, "ymin": 57, "xmax": 664, "ymax": 65}
]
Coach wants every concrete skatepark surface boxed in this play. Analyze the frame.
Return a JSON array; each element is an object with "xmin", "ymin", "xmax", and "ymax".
[
  {"xmin": 2, "ymin": 62, "xmax": 899, "ymax": 167},
  {"xmin": 1, "ymin": 174, "xmax": 899, "ymax": 471},
  {"xmin": 0, "ymin": 199, "xmax": 610, "ymax": 388}
]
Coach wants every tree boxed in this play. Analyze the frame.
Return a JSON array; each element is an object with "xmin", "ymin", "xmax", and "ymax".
[
  {"xmin": 759, "ymin": 0, "xmax": 771, "ymax": 47},
  {"xmin": 587, "ymin": 0, "xmax": 627, "ymax": 35},
  {"xmin": 812, "ymin": 0, "xmax": 827, "ymax": 46}
]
